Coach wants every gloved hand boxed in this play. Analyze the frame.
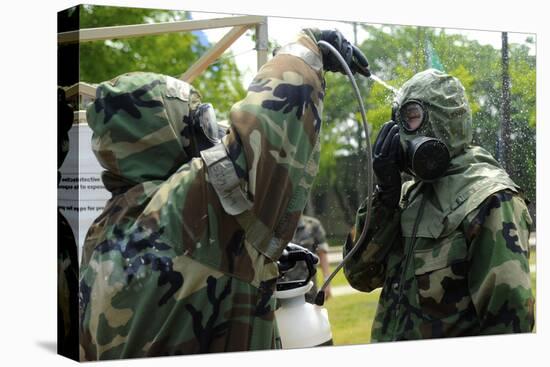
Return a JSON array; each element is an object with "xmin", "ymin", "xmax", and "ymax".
[
  {"xmin": 305, "ymin": 28, "xmax": 370, "ymax": 77},
  {"xmin": 373, "ymin": 121, "xmax": 402, "ymax": 208},
  {"xmin": 277, "ymin": 243, "xmax": 319, "ymax": 275}
]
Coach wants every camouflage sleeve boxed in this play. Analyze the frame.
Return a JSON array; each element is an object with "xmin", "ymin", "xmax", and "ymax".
[
  {"xmin": 464, "ymin": 190, "xmax": 535, "ymax": 334},
  {"xmin": 343, "ymin": 192, "xmax": 401, "ymax": 292},
  {"xmin": 221, "ymin": 31, "xmax": 325, "ymax": 258}
]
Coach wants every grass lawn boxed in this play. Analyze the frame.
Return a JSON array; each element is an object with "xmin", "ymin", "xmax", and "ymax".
[
  {"xmin": 315, "ymin": 264, "xmax": 349, "ymax": 288},
  {"xmin": 324, "ymin": 290, "xmax": 380, "ymax": 345},
  {"xmin": 315, "ymin": 260, "xmax": 378, "ymax": 345}
]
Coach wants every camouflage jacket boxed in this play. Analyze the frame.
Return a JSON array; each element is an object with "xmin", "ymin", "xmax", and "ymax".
[
  {"xmin": 344, "ymin": 184, "xmax": 534, "ymax": 341},
  {"xmin": 280, "ymin": 215, "xmax": 329, "ymax": 302},
  {"xmin": 79, "ymin": 32, "xmax": 324, "ymax": 360},
  {"xmin": 343, "ymin": 70, "xmax": 534, "ymax": 341}
]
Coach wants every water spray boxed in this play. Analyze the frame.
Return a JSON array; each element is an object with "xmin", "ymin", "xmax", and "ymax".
[{"xmin": 369, "ymin": 74, "xmax": 400, "ymax": 96}]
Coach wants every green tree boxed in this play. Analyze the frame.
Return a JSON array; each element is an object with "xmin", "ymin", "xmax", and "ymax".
[
  {"xmin": 311, "ymin": 24, "xmax": 536, "ymax": 238},
  {"xmin": 78, "ymin": 5, "xmax": 246, "ymax": 119}
]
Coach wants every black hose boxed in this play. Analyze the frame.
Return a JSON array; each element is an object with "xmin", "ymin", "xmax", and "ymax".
[{"xmin": 315, "ymin": 40, "xmax": 374, "ymax": 306}]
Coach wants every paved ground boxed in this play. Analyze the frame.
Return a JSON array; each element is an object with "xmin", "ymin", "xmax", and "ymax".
[{"xmin": 331, "ymin": 284, "xmax": 362, "ymax": 296}]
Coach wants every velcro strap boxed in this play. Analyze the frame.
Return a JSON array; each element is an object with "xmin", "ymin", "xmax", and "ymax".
[
  {"xmin": 237, "ymin": 209, "xmax": 287, "ymax": 261},
  {"xmin": 276, "ymin": 42, "xmax": 323, "ymax": 72},
  {"xmin": 200, "ymin": 143, "xmax": 253, "ymax": 216}
]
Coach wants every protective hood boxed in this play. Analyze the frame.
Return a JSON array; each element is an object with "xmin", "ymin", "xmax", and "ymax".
[
  {"xmin": 396, "ymin": 69, "xmax": 473, "ymax": 158},
  {"xmin": 395, "ymin": 70, "xmax": 522, "ymax": 238},
  {"xmin": 87, "ymin": 72, "xmax": 202, "ymax": 193}
]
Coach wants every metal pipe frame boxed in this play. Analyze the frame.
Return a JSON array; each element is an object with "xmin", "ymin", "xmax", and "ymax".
[
  {"xmin": 58, "ymin": 14, "xmax": 269, "ymax": 87},
  {"xmin": 58, "ymin": 15, "xmax": 267, "ymax": 44}
]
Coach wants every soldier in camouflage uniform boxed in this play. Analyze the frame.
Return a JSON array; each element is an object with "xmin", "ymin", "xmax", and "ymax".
[
  {"xmin": 280, "ymin": 215, "xmax": 331, "ymax": 303},
  {"xmin": 343, "ymin": 69, "xmax": 534, "ymax": 341},
  {"xmin": 79, "ymin": 29, "xmax": 369, "ymax": 359}
]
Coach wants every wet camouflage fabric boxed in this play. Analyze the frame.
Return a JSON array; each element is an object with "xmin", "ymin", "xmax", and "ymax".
[
  {"xmin": 86, "ymin": 72, "xmax": 202, "ymax": 193},
  {"xmin": 396, "ymin": 69, "xmax": 472, "ymax": 158},
  {"xmin": 343, "ymin": 69, "xmax": 534, "ymax": 341},
  {"xmin": 280, "ymin": 215, "xmax": 329, "ymax": 303},
  {"xmin": 79, "ymin": 32, "xmax": 324, "ymax": 360}
]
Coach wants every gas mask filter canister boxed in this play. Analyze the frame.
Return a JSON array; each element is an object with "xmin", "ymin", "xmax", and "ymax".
[{"xmin": 395, "ymin": 100, "xmax": 451, "ymax": 181}]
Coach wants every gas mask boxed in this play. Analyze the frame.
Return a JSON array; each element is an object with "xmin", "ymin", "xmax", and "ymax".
[
  {"xmin": 188, "ymin": 103, "xmax": 221, "ymax": 157},
  {"xmin": 393, "ymin": 100, "xmax": 451, "ymax": 181}
]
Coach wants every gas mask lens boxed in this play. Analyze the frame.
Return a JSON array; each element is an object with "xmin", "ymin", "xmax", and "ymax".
[
  {"xmin": 194, "ymin": 103, "xmax": 219, "ymax": 144},
  {"xmin": 399, "ymin": 101, "xmax": 425, "ymax": 132}
]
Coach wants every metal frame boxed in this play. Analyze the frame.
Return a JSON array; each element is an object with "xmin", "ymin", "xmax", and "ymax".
[{"xmin": 58, "ymin": 15, "xmax": 268, "ymax": 83}]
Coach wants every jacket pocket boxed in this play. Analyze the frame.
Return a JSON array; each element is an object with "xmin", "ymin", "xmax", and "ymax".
[{"xmin": 413, "ymin": 232, "xmax": 470, "ymax": 319}]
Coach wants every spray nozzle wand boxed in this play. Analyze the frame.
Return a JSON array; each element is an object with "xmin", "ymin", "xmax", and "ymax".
[{"xmin": 314, "ymin": 40, "xmax": 374, "ymax": 306}]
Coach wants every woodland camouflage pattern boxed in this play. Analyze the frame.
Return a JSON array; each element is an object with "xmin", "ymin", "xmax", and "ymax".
[
  {"xmin": 343, "ymin": 69, "xmax": 534, "ymax": 341},
  {"xmin": 79, "ymin": 32, "xmax": 324, "ymax": 360}
]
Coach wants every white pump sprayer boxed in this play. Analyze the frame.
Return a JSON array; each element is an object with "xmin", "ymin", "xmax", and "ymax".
[{"xmin": 274, "ymin": 243, "xmax": 333, "ymax": 348}]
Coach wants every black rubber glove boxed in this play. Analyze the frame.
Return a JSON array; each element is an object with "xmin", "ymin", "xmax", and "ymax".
[
  {"xmin": 305, "ymin": 28, "xmax": 370, "ymax": 77},
  {"xmin": 277, "ymin": 243, "xmax": 319, "ymax": 274},
  {"xmin": 373, "ymin": 121, "xmax": 402, "ymax": 208}
]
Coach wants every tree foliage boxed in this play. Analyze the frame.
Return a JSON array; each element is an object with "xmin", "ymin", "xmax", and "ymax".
[
  {"xmin": 78, "ymin": 5, "xmax": 246, "ymax": 119},
  {"xmin": 312, "ymin": 24, "xmax": 536, "ymax": 237}
]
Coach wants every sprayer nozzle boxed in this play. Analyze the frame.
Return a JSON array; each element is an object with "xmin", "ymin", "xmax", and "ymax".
[
  {"xmin": 314, "ymin": 291, "xmax": 325, "ymax": 306},
  {"xmin": 353, "ymin": 63, "xmax": 371, "ymax": 78}
]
